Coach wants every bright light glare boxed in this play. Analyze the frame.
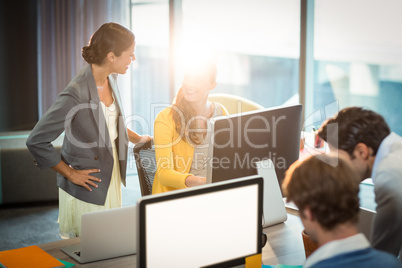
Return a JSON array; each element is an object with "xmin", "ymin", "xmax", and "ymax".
[{"xmin": 175, "ymin": 40, "xmax": 215, "ymax": 80}]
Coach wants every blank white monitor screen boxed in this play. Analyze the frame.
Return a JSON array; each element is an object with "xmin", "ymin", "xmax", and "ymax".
[{"xmin": 138, "ymin": 176, "xmax": 263, "ymax": 268}]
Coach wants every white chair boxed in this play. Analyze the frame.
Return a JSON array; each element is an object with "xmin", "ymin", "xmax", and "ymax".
[{"xmin": 208, "ymin": 93, "xmax": 264, "ymax": 115}]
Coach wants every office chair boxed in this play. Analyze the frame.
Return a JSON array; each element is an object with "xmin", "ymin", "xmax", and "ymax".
[
  {"xmin": 133, "ymin": 139, "xmax": 156, "ymax": 196},
  {"xmin": 207, "ymin": 93, "xmax": 264, "ymax": 114}
]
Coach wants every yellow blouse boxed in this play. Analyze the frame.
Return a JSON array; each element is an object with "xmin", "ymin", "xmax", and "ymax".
[{"xmin": 152, "ymin": 103, "xmax": 228, "ymax": 194}]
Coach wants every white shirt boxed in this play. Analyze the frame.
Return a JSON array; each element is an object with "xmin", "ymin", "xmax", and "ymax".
[
  {"xmin": 190, "ymin": 103, "xmax": 224, "ymax": 177},
  {"xmin": 371, "ymin": 132, "xmax": 402, "ymax": 181},
  {"xmin": 304, "ymin": 233, "xmax": 370, "ymax": 268},
  {"xmin": 100, "ymin": 95, "xmax": 118, "ymax": 144}
]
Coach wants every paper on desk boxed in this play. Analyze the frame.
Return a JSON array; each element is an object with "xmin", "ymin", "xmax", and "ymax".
[{"xmin": 0, "ymin": 245, "xmax": 64, "ymax": 268}]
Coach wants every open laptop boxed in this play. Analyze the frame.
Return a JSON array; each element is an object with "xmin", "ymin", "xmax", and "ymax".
[
  {"xmin": 60, "ymin": 205, "xmax": 136, "ymax": 263},
  {"xmin": 256, "ymin": 159, "xmax": 288, "ymax": 227}
]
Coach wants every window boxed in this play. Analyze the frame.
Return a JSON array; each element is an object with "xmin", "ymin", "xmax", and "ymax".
[
  {"xmin": 311, "ymin": 0, "xmax": 402, "ymax": 135},
  {"xmin": 181, "ymin": 0, "xmax": 301, "ymax": 108},
  {"xmin": 127, "ymin": 0, "xmax": 170, "ymax": 173},
  {"xmin": 126, "ymin": 0, "xmax": 402, "ymax": 141}
]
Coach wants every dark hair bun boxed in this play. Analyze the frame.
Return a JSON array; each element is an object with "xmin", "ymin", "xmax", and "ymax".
[
  {"xmin": 82, "ymin": 23, "xmax": 135, "ymax": 65},
  {"xmin": 82, "ymin": 45, "xmax": 100, "ymax": 64}
]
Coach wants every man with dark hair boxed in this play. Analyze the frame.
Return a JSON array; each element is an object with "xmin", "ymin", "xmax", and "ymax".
[
  {"xmin": 318, "ymin": 106, "xmax": 402, "ymax": 258},
  {"xmin": 282, "ymin": 155, "xmax": 401, "ymax": 268}
]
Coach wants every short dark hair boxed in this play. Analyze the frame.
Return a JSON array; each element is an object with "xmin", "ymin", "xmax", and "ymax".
[
  {"xmin": 282, "ymin": 155, "xmax": 360, "ymax": 230},
  {"xmin": 318, "ymin": 107, "xmax": 390, "ymax": 157},
  {"xmin": 82, "ymin": 22, "xmax": 135, "ymax": 65}
]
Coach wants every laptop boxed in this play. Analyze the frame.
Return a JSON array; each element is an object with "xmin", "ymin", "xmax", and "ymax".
[
  {"xmin": 256, "ymin": 159, "xmax": 288, "ymax": 227},
  {"xmin": 60, "ymin": 205, "xmax": 136, "ymax": 263}
]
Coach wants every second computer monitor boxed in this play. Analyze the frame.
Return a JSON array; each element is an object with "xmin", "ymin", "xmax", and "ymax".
[{"xmin": 207, "ymin": 103, "xmax": 302, "ymax": 188}]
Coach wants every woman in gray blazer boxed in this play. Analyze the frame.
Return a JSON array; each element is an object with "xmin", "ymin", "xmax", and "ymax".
[{"xmin": 26, "ymin": 23, "xmax": 150, "ymax": 238}]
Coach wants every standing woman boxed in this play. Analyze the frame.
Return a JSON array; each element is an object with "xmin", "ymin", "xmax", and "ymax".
[
  {"xmin": 152, "ymin": 60, "xmax": 228, "ymax": 194},
  {"xmin": 26, "ymin": 23, "xmax": 150, "ymax": 238}
]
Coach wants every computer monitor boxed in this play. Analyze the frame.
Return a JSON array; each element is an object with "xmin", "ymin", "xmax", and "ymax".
[
  {"xmin": 137, "ymin": 175, "xmax": 263, "ymax": 268},
  {"xmin": 206, "ymin": 104, "xmax": 302, "ymax": 189}
]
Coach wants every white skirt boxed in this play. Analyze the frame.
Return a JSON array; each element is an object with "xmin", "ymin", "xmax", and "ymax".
[{"xmin": 58, "ymin": 144, "xmax": 122, "ymax": 239}]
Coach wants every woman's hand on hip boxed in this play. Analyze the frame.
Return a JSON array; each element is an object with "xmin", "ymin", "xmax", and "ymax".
[
  {"xmin": 68, "ymin": 167, "xmax": 101, "ymax": 191},
  {"xmin": 52, "ymin": 160, "xmax": 101, "ymax": 192}
]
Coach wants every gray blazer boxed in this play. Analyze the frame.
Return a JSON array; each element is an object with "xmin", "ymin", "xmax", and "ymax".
[{"xmin": 26, "ymin": 65, "xmax": 129, "ymax": 205}]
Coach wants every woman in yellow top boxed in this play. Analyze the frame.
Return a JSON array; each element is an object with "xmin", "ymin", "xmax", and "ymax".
[{"xmin": 152, "ymin": 60, "xmax": 228, "ymax": 194}]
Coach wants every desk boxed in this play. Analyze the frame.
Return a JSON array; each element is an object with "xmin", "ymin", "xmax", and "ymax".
[{"xmin": 38, "ymin": 213, "xmax": 305, "ymax": 267}]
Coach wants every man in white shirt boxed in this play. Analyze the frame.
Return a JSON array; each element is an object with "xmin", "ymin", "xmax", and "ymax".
[
  {"xmin": 282, "ymin": 154, "xmax": 400, "ymax": 268},
  {"xmin": 318, "ymin": 107, "xmax": 402, "ymax": 258}
]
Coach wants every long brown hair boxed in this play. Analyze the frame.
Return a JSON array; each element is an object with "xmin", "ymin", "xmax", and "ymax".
[{"xmin": 171, "ymin": 60, "xmax": 217, "ymax": 145}]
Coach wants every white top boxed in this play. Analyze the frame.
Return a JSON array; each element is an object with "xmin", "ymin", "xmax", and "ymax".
[
  {"xmin": 100, "ymin": 95, "xmax": 118, "ymax": 144},
  {"xmin": 190, "ymin": 103, "xmax": 224, "ymax": 177},
  {"xmin": 304, "ymin": 233, "xmax": 370, "ymax": 268}
]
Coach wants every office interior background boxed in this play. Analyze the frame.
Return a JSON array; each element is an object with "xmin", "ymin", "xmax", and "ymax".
[
  {"xmin": 0, "ymin": 0, "xmax": 401, "ymax": 191},
  {"xmin": 1, "ymin": 0, "xmax": 401, "ymax": 136},
  {"xmin": 0, "ymin": 0, "xmax": 400, "ymax": 199},
  {"xmin": 0, "ymin": 0, "xmax": 399, "ymax": 252}
]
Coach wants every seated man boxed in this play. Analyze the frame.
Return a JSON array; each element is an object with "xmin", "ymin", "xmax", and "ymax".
[
  {"xmin": 318, "ymin": 107, "xmax": 402, "ymax": 258},
  {"xmin": 282, "ymin": 154, "xmax": 401, "ymax": 268}
]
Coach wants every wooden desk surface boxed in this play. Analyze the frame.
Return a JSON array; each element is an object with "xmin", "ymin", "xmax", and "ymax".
[{"xmin": 38, "ymin": 213, "xmax": 305, "ymax": 267}]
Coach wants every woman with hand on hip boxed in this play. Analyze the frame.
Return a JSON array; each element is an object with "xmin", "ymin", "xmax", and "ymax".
[
  {"xmin": 152, "ymin": 59, "xmax": 228, "ymax": 194},
  {"xmin": 26, "ymin": 23, "xmax": 150, "ymax": 238}
]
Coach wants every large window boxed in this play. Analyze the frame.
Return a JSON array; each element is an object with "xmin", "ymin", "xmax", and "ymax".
[
  {"xmin": 127, "ymin": 0, "xmax": 300, "ymax": 173},
  {"xmin": 126, "ymin": 0, "xmax": 170, "ymax": 173},
  {"xmin": 311, "ymin": 0, "xmax": 402, "ymax": 134},
  {"xmin": 126, "ymin": 0, "xmax": 402, "ymax": 137},
  {"xmin": 129, "ymin": 0, "xmax": 170, "ymax": 132},
  {"xmin": 181, "ymin": 0, "xmax": 301, "ymax": 108}
]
